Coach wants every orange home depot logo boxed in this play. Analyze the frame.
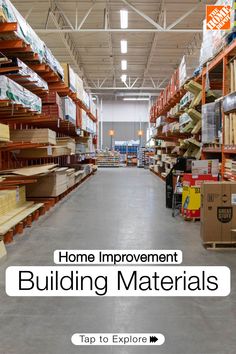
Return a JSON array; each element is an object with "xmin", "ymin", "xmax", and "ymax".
[{"xmin": 206, "ymin": 5, "xmax": 231, "ymax": 30}]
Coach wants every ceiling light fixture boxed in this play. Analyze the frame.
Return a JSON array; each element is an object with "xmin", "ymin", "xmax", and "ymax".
[
  {"xmin": 120, "ymin": 9, "xmax": 128, "ymax": 29},
  {"xmin": 123, "ymin": 98, "xmax": 150, "ymax": 101},
  {"xmin": 120, "ymin": 39, "xmax": 127, "ymax": 53},
  {"xmin": 121, "ymin": 59, "xmax": 127, "ymax": 71},
  {"xmin": 121, "ymin": 74, "xmax": 127, "ymax": 82}
]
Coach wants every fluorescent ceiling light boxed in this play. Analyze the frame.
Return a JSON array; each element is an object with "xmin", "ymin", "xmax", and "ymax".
[
  {"xmin": 120, "ymin": 10, "xmax": 128, "ymax": 29},
  {"xmin": 120, "ymin": 40, "xmax": 127, "ymax": 54},
  {"xmin": 123, "ymin": 98, "xmax": 150, "ymax": 101},
  {"xmin": 121, "ymin": 74, "xmax": 127, "ymax": 82},
  {"xmin": 121, "ymin": 59, "xmax": 127, "ymax": 71}
]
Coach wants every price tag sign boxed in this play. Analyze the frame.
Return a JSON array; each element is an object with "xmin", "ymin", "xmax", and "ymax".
[{"xmin": 47, "ymin": 145, "xmax": 52, "ymax": 156}]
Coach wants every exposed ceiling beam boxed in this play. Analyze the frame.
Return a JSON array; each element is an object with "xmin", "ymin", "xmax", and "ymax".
[
  {"xmin": 141, "ymin": 0, "xmax": 164, "ymax": 86},
  {"xmin": 35, "ymin": 28, "xmax": 203, "ymax": 33},
  {"xmin": 49, "ymin": 0, "xmax": 89, "ymax": 87},
  {"xmin": 167, "ymin": 1, "xmax": 202, "ymax": 30},
  {"xmin": 85, "ymin": 87, "xmax": 165, "ymax": 90},
  {"xmin": 107, "ymin": 2, "xmax": 116, "ymax": 87},
  {"xmin": 77, "ymin": 3, "xmax": 95, "ymax": 30},
  {"xmin": 121, "ymin": 0, "xmax": 164, "ymax": 31}
]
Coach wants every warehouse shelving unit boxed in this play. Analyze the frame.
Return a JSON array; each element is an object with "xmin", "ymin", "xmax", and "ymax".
[
  {"xmin": 150, "ymin": 38, "xmax": 236, "ymax": 183},
  {"xmin": 0, "ymin": 14, "xmax": 98, "ymax": 244}
]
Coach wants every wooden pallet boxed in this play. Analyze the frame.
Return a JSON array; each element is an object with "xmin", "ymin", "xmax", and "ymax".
[
  {"xmin": 183, "ymin": 216, "xmax": 200, "ymax": 222},
  {"xmin": 204, "ymin": 242, "xmax": 236, "ymax": 250}
]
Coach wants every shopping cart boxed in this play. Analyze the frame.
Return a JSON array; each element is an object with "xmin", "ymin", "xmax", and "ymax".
[{"xmin": 172, "ymin": 174, "xmax": 183, "ymax": 217}]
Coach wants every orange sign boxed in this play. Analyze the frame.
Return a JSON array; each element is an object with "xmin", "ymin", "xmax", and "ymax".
[{"xmin": 206, "ymin": 5, "xmax": 231, "ymax": 30}]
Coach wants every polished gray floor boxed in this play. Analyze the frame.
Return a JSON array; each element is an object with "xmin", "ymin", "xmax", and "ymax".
[{"xmin": 0, "ymin": 168, "xmax": 236, "ymax": 354}]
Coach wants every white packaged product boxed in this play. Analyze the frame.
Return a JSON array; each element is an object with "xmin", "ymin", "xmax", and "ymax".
[
  {"xmin": 0, "ymin": 75, "xmax": 41, "ymax": 112},
  {"xmin": 62, "ymin": 96, "xmax": 76, "ymax": 123}
]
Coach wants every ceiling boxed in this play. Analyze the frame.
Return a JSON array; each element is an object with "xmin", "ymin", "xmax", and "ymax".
[{"xmin": 11, "ymin": 0, "xmax": 213, "ymax": 97}]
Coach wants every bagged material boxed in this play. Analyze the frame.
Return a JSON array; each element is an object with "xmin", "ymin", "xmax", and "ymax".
[{"xmin": 0, "ymin": 75, "xmax": 41, "ymax": 112}]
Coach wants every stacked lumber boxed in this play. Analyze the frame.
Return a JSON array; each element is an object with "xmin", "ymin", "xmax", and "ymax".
[
  {"xmin": 0, "ymin": 164, "xmax": 57, "ymax": 186},
  {"xmin": 0, "ymin": 164, "xmax": 58, "ymax": 178},
  {"xmin": 66, "ymin": 168, "xmax": 76, "ymax": 189},
  {"xmin": 224, "ymin": 113, "xmax": 236, "ymax": 145},
  {"xmin": 15, "ymin": 146, "xmax": 70, "ymax": 158},
  {"xmin": 0, "ymin": 186, "xmax": 43, "ymax": 237},
  {"xmin": 0, "ymin": 123, "xmax": 10, "ymax": 142},
  {"xmin": 56, "ymin": 137, "xmax": 76, "ymax": 154},
  {"xmin": 42, "ymin": 91, "xmax": 63, "ymax": 119},
  {"xmin": 10, "ymin": 129, "xmax": 56, "ymax": 145},
  {"xmin": 26, "ymin": 167, "xmax": 69, "ymax": 197}
]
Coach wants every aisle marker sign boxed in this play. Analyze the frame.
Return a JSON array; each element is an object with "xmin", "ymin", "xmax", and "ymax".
[{"xmin": 206, "ymin": 5, "xmax": 231, "ymax": 30}]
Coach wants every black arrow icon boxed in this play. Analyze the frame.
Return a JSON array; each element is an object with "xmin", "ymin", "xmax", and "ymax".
[{"xmin": 150, "ymin": 336, "xmax": 158, "ymax": 343}]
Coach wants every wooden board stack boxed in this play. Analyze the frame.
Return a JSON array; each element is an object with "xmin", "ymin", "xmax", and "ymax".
[
  {"xmin": 26, "ymin": 168, "xmax": 69, "ymax": 197},
  {"xmin": 56, "ymin": 137, "xmax": 76, "ymax": 154},
  {"xmin": 0, "ymin": 123, "xmax": 10, "ymax": 142},
  {"xmin": 0, "ymin": 186, "xmax": 43, "ymax": 238},
  {"xmin": 226, "ymin": 61, "xmax": 236, "ymax": 145},
  {"xmin": 10, "ymin": 129, "xmax": 57, "ymax": 146},
  {"xmin": 15, "ymin": 146, "xmax": 70, "ymax": 158}
]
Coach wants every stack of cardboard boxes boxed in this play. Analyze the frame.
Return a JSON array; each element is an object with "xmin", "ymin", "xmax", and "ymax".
[{"xmin": 201, "ymin": 182, "xmax": 236, "ymax": 244}]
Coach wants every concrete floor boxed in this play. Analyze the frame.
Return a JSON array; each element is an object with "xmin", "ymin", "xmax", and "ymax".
[{"xmin": 0, "ymin": 168, "xmax": 236, "ymax": 354}]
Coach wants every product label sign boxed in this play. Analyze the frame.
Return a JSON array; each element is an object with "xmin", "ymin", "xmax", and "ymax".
[
  {"xmin": 231, "ymin": 194, "xmax": 236, "ymax": 205},
  {"xmin": 217, "ymin": 207, "xmax": 233, "ymax": 223},
  {"xmin": 206, "ymin": 5, "xmax": 231, "ymax": 30}
]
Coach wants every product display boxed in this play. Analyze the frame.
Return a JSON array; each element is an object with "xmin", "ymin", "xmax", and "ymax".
[{"xmin": 97, "ymin": 151, "xmax": 120, "ymax": 167}]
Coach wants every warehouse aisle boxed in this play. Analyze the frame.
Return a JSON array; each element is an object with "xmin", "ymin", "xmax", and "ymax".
[{"xmin": 0, "ymin": 169, "xmax": 236, "ymax": 354}]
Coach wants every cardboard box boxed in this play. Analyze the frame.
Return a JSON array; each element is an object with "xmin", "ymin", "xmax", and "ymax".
[{"xmin": 201, "ymin": 182, "xmax": 236, "ymax": 243}]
